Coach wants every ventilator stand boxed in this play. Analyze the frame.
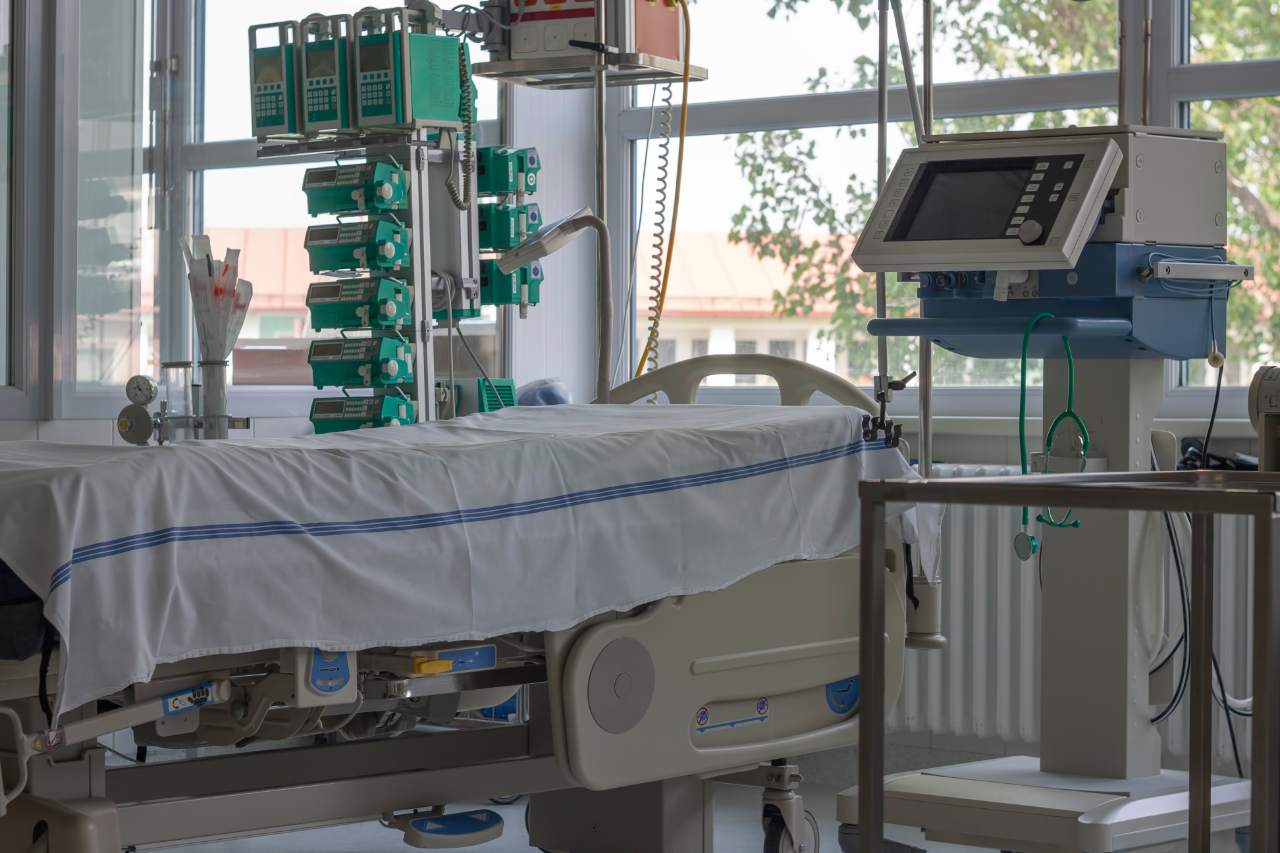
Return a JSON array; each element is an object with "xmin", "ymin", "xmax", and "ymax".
[{"xmin": 838, "ymin": 359, "xmax": 1252, "ymax": 851}]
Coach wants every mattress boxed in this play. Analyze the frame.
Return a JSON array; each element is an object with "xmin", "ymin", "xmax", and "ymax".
[{"xmin": 0, "ymin": 404, "xmax": 937, "ymax": 716}]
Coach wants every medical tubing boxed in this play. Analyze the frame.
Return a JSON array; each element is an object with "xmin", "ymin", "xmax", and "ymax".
[
  {"xmin": 635, "ymin": 0, "xmax": 690, "ymax": 378},
  {"xmin": 1018, "ymin": 312, "xmax": 1088, "ymax": 529},
  {"xmin": 642, "ymin": 83, "xmax": 674, "ymax": 374}
]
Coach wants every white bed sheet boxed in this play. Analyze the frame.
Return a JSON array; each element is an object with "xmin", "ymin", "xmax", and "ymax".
[{"xmin": 0, "ymin": 404, "xmax": 936, "ymax": 716}]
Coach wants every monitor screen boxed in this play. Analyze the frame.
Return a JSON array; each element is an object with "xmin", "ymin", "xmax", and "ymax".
[
  {"xmin": 254, "ymin": 53, "xmax": 284, "ymax": 85},
  {"xmin": 307, "ymin": 49, "xmax": 337, "ymax": 79},
  {"xmin": 888, "ymin": 158, "xmax": 1037, "ymax": 242},
  {"xmin": 362, "ymin": 42, "xmax": 391, "ymax": 72}
]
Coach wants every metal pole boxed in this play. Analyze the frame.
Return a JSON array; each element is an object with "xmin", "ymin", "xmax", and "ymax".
[
  {"xmin": 858, "ymin": 497, "xmax": 887, "ymax": 853},
  {"xmin": 918, "ymin": 0, "xmax": 934, "ymax": 478},
  {"xmin": 594, "ymin": 0, "xmax": 611, "ymax": 400},
  {"xmin": 1142, "ymin": 0, "xmax": 1152, "ymax": 125},
  {"xmin": 1188, "ymin": 513, "xmax": 1214, "ymax": 851},
  {"xmin": 874, "ymin": 0, "xmax": 889, "ymax": 407},
  {"xmin": 1256, "ymin": 513, "xmax": 1280, "ymax": 852},
  {"xmin": 1118, "ymin": 5, "xmax": 1129, "ymax": 123},
  {"xmin": 889, "ymin": 0, "xmax": 926, "ymax": 146}
]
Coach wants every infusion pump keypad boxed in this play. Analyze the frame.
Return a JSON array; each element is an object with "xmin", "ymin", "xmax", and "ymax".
[
  {"xmin": 253, "ymin": 82, "xmax": 286, "ymax": 126},
  {"xmin": 359, "ymin": 72, "xmax": 394, "ymax": 117},
  {"xmin": 1004, "ymin": 157, "xmax": 1081, "ymax": 242}
]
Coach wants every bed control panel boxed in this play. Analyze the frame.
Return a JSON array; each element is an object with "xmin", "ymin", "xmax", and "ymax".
[{"xmin": 290, "ymin": 648, "xmax": 358, "ymax": 707}]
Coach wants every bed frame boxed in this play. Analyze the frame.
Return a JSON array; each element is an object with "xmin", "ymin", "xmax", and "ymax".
[{"xmin": 0, "ymin": 355, "xmax": 911, "ymax": 853}]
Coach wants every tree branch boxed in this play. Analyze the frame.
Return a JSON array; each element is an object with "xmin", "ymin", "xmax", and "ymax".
[{"xmin": 1229, "ymin": 173, "xmax": 1280, "ymax": 238}]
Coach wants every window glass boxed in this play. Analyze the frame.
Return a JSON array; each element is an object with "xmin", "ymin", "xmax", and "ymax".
[
  {"xmin": 205, "ymin": 1, "xmax": 498, "ymax": 142},
  {"xmin": 0, "ymin": 2, "xmax": 9, "ymax": 386},
  {"xmin": 202, "ymin": 163, "xmax": 499, "ymax": 387},
  {"xmin": 76, "ymin": 0, "xmax": 155, "ymax": 387},
  {"xmin": 1191, "ymin": 1, "xmax": 1280, "ymax": 63},
  {"xmin": 682, "ymin": 0, "xmax": 1117, "ymax": 104},
  {"xmin": 634, "ymin": 108, "xmax": 1113, "ymax": 389},
  {"xmin": 1184, "ymin": 98, "xmax": 1280, "ymax": 386}
]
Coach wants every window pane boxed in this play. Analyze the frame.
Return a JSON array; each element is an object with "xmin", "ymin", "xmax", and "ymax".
[
  {"xmin": 1191, "ymin": 1, "xmax": 1280, "ymax": 63},
  {"xmin": 1184, "ymin": 98, "xmax": 1280, "ymax": 386},
  {"xmin": 634, "ymin": 109, "xmax": 1113, "ymax": 390},
  {"xmin": 206, "ymin": 1, "xmax": 497, "ymax": 142},
  {"xmin": 202, "ymin": 164, "xmax": 500, "ymax": 388},
  {"xmin": 0, "ymin": 3, "xmax": 9, "ymax": 386},
  {"xmin": 77, "ymin": 0, "xmax": 155, "ymax": 388},
  {"xmin": 682, "ymin": 0, "xmax": 1117, "ymax": 104}
]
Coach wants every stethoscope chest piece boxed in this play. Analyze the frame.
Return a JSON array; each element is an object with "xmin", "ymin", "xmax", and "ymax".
[{"xmin": 1013, "ymin": 530, "xmax": 1039, "ymax": 562}]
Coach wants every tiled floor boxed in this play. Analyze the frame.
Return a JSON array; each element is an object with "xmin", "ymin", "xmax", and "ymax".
[{"xmin": 166, "ymin": 782, "xmax": 979, "ymax": 852}]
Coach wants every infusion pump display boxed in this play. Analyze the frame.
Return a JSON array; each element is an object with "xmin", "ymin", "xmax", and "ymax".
[{"xmin": 853, "ymin": 136, "xmax": 1122, "ymax": 272}]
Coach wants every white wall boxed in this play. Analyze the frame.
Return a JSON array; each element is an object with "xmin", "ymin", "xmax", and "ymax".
[{"xmin": 507, "ymin": 87, "xmax": 602, "ymax": 404}]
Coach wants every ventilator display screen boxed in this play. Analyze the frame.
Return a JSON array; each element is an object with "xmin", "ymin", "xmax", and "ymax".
[{"xmin": 888, "ymin": 158, "xmax": 1037, "ymax": 242}]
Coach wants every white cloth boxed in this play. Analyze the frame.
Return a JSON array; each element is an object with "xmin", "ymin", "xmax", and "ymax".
[{"xmin": 0, "ymin": 404, "xmax": 934, "ymax": 715}]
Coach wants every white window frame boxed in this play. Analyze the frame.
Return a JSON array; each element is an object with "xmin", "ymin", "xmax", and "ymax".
[
  {"xmin": 0, "ymin": 0, "xmax": 47, "ymax": 419},
  {"xmin": 610, "ymin": 1, "xmax": 1280, "ymax": 424}
]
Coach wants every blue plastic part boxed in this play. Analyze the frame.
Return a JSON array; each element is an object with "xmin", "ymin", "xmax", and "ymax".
[
  {"xmin": 407, "ymin": 809, "xmax": 503, "ymax": 839},
  {"xmin": 438, "ymin": 645, "xmax": 497, "ymax": 672},
  {"xmin": 309, "ymin": 650, "xmax": 351, "ymax": 694},
  {"xmin": 871, "ymin": 243, "xmax": 1231, "ymax": 360},
  {"xmin": 826, "ymin": 676, "xmax": 861, "ymax": 715}
]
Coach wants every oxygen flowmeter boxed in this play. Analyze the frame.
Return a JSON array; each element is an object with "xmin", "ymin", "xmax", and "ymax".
[
  {"xmin": 304, "ymin": 221, "xmax": 410, "ymax": 273},
  {"xmin": 307, "ymin": 337, "xmax": 413, "ymax": 389},
  {"xmin": 303, "ymin": 163, "xmax": 408, "ymax": 215}
]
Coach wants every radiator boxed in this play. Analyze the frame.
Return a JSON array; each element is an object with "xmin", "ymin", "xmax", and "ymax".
[{"xmin": 889, "ymin": 463, "xmax": 1254, "ymax": 774}]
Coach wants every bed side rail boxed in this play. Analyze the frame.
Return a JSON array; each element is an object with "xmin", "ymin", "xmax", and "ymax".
[{"xmin": 608, "ymin": 354, "xmax": 879, "ymax": 410}]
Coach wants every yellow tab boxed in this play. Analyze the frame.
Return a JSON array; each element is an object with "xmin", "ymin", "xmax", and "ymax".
[{"xmin": 413, "ymin": 658, "xmax": 454, "ymax": 676}]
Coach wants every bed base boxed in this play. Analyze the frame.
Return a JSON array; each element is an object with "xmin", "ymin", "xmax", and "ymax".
[{"xmin": 0, "ymin": 553, "xmax": 907, "ymax": 852}]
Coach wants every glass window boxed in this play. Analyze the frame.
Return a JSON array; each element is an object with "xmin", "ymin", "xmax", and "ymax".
[
  {"xmin": 200, "ymin": 163, "xmax": 330, "ymax": 386},
  {"xmin": 655, "ymin": 337, "xmax": 677, "ymax": 366},
  {"xmin": 1191, "ymin": 1, "xmax": 1280, "ymax": 64},
  {"xmin": 205, "ymin": 1, "xmax": 498, "ymax": 142},
  {"xmin": 0, "ymin": 2, "xmax": 9, "ymax": 386},
  {"xmin": 769, "ymin": 339, "xmax": 796, "ymax": 359},
  {"xmin": 76, "ymin": 0, "xmax": 155, "ymax": 387},
  {"xmin": 735, "ymin": 339, "xmax": 757, "ymax": 384},
  {"xmin": 633, "ymin": 109, "xmax": 1113, "ymax": 390},
  {"xmin": 1184, "ymin": 97, "xmax": 1280, "ymax": 386},
  {"xmin": 681, "ymin": 0, "xmax": 1117, "ymax": 104}
]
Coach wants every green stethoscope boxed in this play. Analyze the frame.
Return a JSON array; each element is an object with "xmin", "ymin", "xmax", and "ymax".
[{"xmin": 1013, "ymin": 311, "xmax": 1091, "ymax": 562}]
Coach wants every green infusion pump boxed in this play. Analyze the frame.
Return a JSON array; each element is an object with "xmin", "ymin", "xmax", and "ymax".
[
  {"xmin": 477, "ymin": 147, "xmax": 541, "ymax": 196},
  {"xmin": 481, "ymin": 259, "xmax": 544, "ymax": 309},
  {"xmin": 479, "ymin": 202, "xmax": 542, "ymax": 252},
  {"xmin": 306, "ymin": 278, "xmax": 412, "ymax": 331},
  {"xmin": 249, "ymin": 21, "xmax": 302, "ymax": 138},
  {"xmin": 304, "ymin": 221, "xmax": 410, "ymax": 274},
  {"xmin": 299, "ymin": 14, "xmax": 354, "ymax": 134},
  {"xmin": 310, "ymin": 395, "xmax": 414, "ymax": 433},
  {"xmin": 353, "ymin": 7, "xmax": 474, "ymax": 130},
  {"xmin": 303, "ymin": 162, "xmax": 408, "ymax": 215},
  {"xmin": 308, "ymin": 337, "xmax": 413, "ymax": 389}
]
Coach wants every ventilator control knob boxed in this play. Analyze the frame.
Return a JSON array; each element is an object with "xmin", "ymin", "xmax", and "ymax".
[{"xmin": 1017, "ymin": 219, "xmax": 1045, "ymax": 245}]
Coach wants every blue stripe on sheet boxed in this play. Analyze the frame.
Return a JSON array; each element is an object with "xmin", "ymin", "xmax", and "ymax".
[{"xmin": 48, "ymin": 438, "xmax": 887, "ymax": 594}]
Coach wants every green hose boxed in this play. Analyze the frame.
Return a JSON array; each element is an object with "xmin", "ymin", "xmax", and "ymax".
[{"xmin": 1019, "ymin": 312, "xmax": 1090, "ymax": 530}]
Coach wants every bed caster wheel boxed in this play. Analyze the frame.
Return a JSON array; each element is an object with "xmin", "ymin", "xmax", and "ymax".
[{"xmin": 764, "ymin": 809, "xmax": 820, "ymax": 853}]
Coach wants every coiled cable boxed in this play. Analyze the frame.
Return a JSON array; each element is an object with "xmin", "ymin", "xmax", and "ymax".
[
  {"xmin": 635, "ymin": 0, "xmax": 691, "ymax": 378},
  {"xmin": 641, "ymin": 83, "xmax": 675, "ymax": 373},
  {"xmin": 445, "ymin": 42, "xmax": 475, "ymax": 211}
]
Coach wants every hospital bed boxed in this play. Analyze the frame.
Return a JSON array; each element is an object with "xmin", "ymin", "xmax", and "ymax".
[{"xmin": 0, "ymin": 355, "xmax": 927, "ymax": 853}]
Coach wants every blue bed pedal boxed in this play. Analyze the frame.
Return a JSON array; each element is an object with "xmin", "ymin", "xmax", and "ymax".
[{"xmin": 403, "ymin": 809, "xmax": 504, "ymax": 848}]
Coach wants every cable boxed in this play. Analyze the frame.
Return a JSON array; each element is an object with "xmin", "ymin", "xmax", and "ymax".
[
  {"xmin": 612, "ymin": 85, "xmax": 662, "ymax": 386},
  {"xmin": 445, "ymin": 43, "xmax": 475, "ymax": 212},
  {"xmin": 1152, "ymin": 506, "xmax": 1191, "ymax": 725},
  {"xmin": 1213, "ymin": 654, "xmax": 1245, "ymax": 777},
  {"xmin": 1201, "ymin": 361, "xmax": 1224, "ymax": 468},
  {"xmin": 635, "ymin": 0, "xmax": 691, "ymax": 378},
  {"xmin": 640, "ymin": 84, "xmax": 674, "ymax": 375},
  {"xmin": 443, "ymin": 274, "xmax": 506, "ymax": 409},
  {"xmin": 309, "ymin": 691, "xmax": 366, "ymax": 736}
]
